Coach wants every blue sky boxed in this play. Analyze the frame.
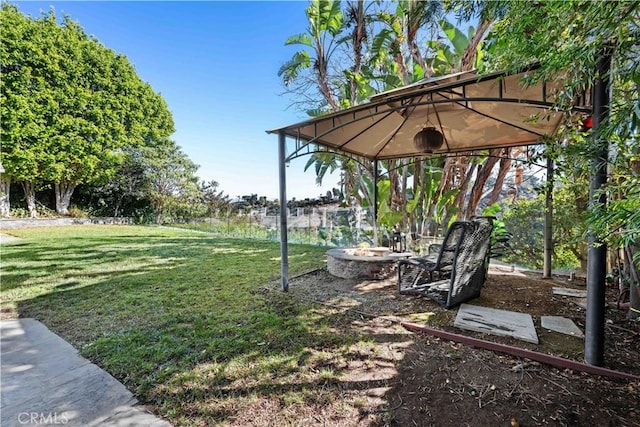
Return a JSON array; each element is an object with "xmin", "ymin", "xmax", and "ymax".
[{"xmin": 14, "ymin": 1, "xmax": 340, "ymax": 200}]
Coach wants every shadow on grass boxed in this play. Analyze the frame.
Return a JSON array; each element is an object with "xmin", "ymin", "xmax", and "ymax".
[
  {"xmin": 15, "ymin": 274, "xmax": 395, "ymax": 425},
  {"xmin": 7, "ymin": 229, "xmax": 399, "ymax": 424},
  {"xmin": 1, "ymin": 231, "xmax": 319, "ymax": 298}
]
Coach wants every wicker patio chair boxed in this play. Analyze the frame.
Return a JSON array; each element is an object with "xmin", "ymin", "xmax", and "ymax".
[
  {"xmin": 470, "ymin": 215, "xmax": 497, "ymax": 279},
  {"xmin": 397, "ymin": 218, "xmax": 494, "ymax": 309},
  {"xmin": 398, "ymin": 221, "xmax": 470, "ymax": 285}
]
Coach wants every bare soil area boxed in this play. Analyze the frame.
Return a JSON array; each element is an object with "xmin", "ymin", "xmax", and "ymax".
[{"xmin": 277, "ymin": 265, "xmax": 640, "ymax": 427}]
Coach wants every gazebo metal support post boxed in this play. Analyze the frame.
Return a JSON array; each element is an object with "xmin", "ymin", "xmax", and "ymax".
[
  {"xmin": 585, "ymin": 51, "xmax": 612, "ymax": 366},
  {"xmin": 278, "ymin": 131, "xmax": 289, "ymax": 292},
  {"xmin": 543, "ymin": 154, "xmax": 554, "ymax": 279},
  {"xmin": 373, "ymin": 159, "xmax": 379, "ymax": 246}
]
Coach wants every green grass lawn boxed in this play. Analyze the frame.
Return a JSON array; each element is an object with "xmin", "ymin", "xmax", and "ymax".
[{"xmin": 0, "ymin": 225, "xmax": 374, "ymax": 425}]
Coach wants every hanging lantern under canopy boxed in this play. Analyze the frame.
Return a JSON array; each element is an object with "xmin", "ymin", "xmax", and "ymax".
[{"xmin": 413, "ymin": 127, "xmax": 444, "ymax": 153}]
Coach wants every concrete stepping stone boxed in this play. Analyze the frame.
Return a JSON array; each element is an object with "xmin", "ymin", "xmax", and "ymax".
[
  {"xmin": 541, "ymin": 316, "xmax": 585, "ymax": 338},
  {"xmin": 454, "ymin": 304, "xmax": 539, "ymax": 344},
  {"xmin": 573, "ymin": 298, "xmax": 587, "ymax": 309},
  {"xmin": 553, "ymin": 287, "xmax": 587, "ymax": 298}
]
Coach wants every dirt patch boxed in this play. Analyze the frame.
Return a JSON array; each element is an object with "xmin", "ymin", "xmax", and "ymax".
[{"xmin": 277, "ymin": 266, "xmax": 640, "ymax": 427}]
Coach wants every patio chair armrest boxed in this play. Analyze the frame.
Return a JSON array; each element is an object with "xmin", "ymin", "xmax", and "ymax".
[{"xmin": 399, "ymin": 257, "xmax": 438, "ymax": 270}]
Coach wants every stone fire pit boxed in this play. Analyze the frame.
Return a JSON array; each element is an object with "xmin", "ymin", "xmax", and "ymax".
[{"xmin": 326, "ymin": 247, "xmax": 412, "ymax": 279}]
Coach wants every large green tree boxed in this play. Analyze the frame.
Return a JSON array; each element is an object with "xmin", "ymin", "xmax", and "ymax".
[
  {"xmin": 78, "ymin": 142, "xmax": 205, "ymax": 222},
  {"xmin": 201, "ymin": 179, "xmax": 231, "ymax": 217},
  {"xmin": 0, "ymin": 3, "xmax": 174, "ymax": 216},
  {"xmin": 1, "ymin": 3, "xmax": 56, "ymax": 216},
  {"xmin": 85, "ymin": 148, "xmax": 147, "ymax": 217},
  {"xmin": 138, "ymin": 139, "xmax": 200, "ymax": 224}
]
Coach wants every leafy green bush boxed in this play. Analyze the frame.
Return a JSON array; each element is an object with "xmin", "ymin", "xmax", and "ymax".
[
  {"xmin": 488, "ymin": 199, "xmax": 581, "ymax": 271},
  {"xmin": 501, "ymin": 199, "xmax": 545, "ymax": 269},
  {"xmin": 8, "ymin": 208, "xmax": 31, "ymax": 218},
  {"xmin": 554, "ymin": 246, "xmax": 581, "ymax": 271},
  {"xmin": 9, "ymin": 206, "xmax": 57, "ymax": 218}
]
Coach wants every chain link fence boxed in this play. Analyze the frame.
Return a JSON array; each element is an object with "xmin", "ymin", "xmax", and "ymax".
[
  {"xmin": 169, "ymin": 206, "xmax": 375, "ymax": 247},
  {"xmin": 168, "ymin": 206, "xmax": 445, "ymax": 252}
]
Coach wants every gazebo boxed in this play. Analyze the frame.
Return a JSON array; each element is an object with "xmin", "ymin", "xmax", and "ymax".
[{"xmin": 268, "ymin": 61, "xmax": 611, "ymax": 366}]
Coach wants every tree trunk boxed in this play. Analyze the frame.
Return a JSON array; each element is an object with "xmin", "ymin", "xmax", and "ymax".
[
  {"xmin": 113, "ymin": 198, "xmax": 122, "ymax": 217},
  {"xmin": 487, "ymin": 150, "xmax": 512, "ymax": 205},
  {"xmin": 578, "ymin": 251, "xmax": 588, "ymax": 273},
  {"xmin": 318, "ymin": 60, "xmax": 340, "ymax": 111},
  {"xmin": 399, "ymin": 160, "xmax": 409, "ymax": 229},
  {"xmin": 20, "ymin": 180, "xmax": 37, "ymax": 218},
  {"xmin": 460, "ymin": 19, "xmax": 492, "ymax": 71},
  {"xmin": 411, "ymin": 159, "xmax": 424, "ymax": 237},
  {"xmin": 358, "ymin": 170, "xmax": 373, "ymax": 208},
  {"xmin": 0, "ymin": 176, "xmax": 10, "ymax": 217},
  {"xmin": 464, "ymin": 149, "xmax": 501, "ymax": 217},
  {"xmin": 342, "ymin": 163, "xmax": 356, "ymax": 201},
  {"xmin": 387, "ymin": 160, "xmax": 401, "ymax": 210},
  {"xmin": 154, "ymin": 199, "xmax": 164, "ymax": 224},
  {"xmin": 347, "ymin": 0, "xmax": 365, "ymax": 106},
  {"xmin": 448, "ymin": 157, "xmax": 476, "ymax": 222},
  {"xmin": 55, "ymin": 183, "xmax": 76, "ymax": 215},
  {"xmin": 625, "ymin": 245, "xmax": 640, "ymax": 320}
]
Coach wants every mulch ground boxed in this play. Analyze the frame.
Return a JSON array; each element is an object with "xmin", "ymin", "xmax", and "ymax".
[{"xmin": 275, "ymin": 265, "xmax": 640, "ymax": 427}]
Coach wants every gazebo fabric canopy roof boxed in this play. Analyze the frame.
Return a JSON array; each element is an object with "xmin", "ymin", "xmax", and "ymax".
[{"xmin": 269, "ymin": 66, "xmax": 590, "ymax": 160}]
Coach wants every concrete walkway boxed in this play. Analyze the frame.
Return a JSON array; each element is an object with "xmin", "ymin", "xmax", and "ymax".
[
  {"xmin": 0, "ymin": 233, "xmax": 20, "ymax": 244},
  {"xmin": 1, "ymin": 319, "xmax": 172, "ymax": 427}
]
